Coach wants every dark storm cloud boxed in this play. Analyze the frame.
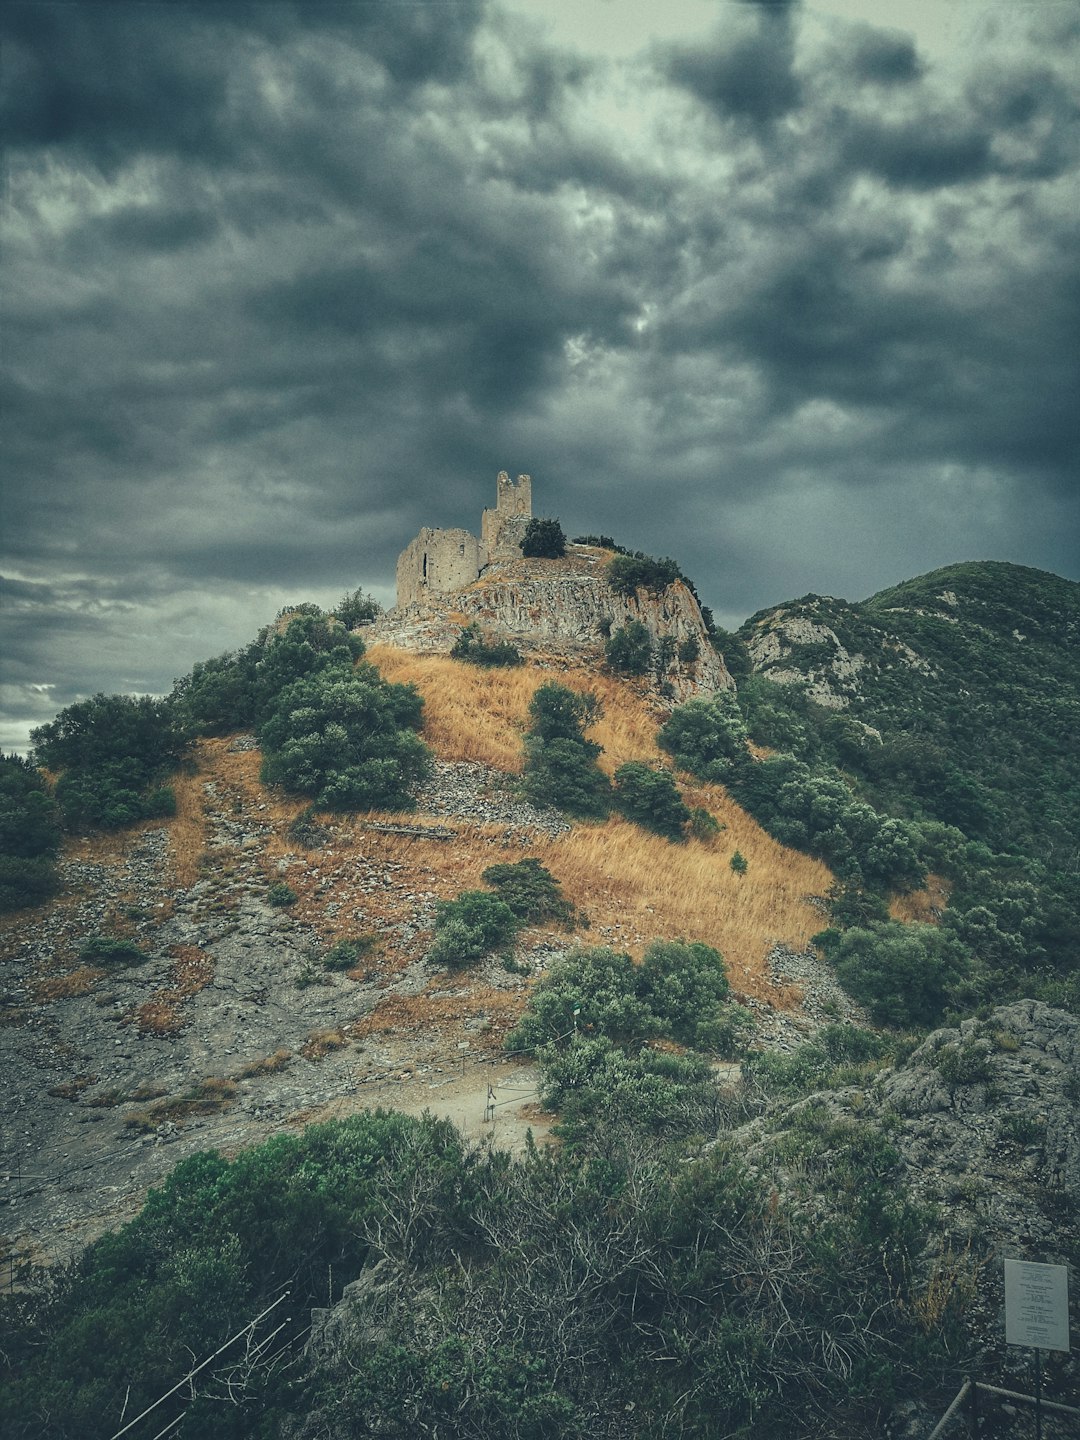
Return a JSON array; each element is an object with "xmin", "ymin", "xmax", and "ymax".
[
  {"xmin": 661, "ymin": 8, "xmax": 800, "ymax": 126},
  {"xmin": 841, "ymin": 25, "xmax": 922, "ymax": 86},
  {"xmin": 2, "ymin": 1, "xmax": 1078, "ymax": 749}
]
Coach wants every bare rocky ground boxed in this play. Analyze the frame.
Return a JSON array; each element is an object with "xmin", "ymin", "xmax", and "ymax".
[
  {"xmin": 0, "ymin": 755, "xmax": 564, "ymax": 1274},
  {"xmin": 0, "ymin": 744, "xmax": 855, "ymax": 1280}
]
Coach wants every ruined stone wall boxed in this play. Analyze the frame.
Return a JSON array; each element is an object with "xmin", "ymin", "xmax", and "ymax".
[
  {"xmin": 395, "ymin": 526, "xmax": 482, "ymax": 608},
  {"xmin": 481, "ymin": 471, "xmax": 532, "ymax": 558}
]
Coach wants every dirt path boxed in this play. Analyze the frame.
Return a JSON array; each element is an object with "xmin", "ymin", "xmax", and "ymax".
[{"xmin": 290, "ymin": 1059, "xmax": 553, "ymax": 1151}]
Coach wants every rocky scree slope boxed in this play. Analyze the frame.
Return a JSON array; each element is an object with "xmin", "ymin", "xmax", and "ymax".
[{"xmin": 0, "ymin": 743, "xmax": 578, "ymax": 1269}]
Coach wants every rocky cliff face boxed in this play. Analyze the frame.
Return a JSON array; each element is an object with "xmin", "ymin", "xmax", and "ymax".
[
  {"xmin": 364, "ymin": 545, "xmax": 734, "ymax": 701},
  {"xmin": 741, "ymin": 999, "xmax": 1080, "ymax": 1419}
]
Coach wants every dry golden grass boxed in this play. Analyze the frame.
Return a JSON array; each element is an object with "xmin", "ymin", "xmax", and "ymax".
[
  {"xmin": 890, "ymin": 874, "xmax": 951, "ymax": 924},
  {"xmin": 30, "ymin": 966, "xmax": 104, "ymax": 1003},
  {"xmin": 353, "ymin": 987, "xmax": 527, "ymax": 1050},
  {"xmin": 235, "ymin": 1048, "xmax": 293, "ymax": 1078},
  {"xmin": 47, "ymin": 1074, "xmax": 98, "ymax": 1100},
  {"xmin": 360, "ymin": 646, "xmax": 832, "ymax": 999},
  {"xmin": 168, "ymin": 762, "xmax": 213, "ymax": 887},
  {"xmin": 534, "ymin": 813, "xmax": 827, "ymax": 1001},
  {"xmin": 365, "ymin": 645, "xmax": 662, "ymax": 775},
  {"xmin": 301, "ymin": 1027, "xmax": 349, "ymax": 1060}
]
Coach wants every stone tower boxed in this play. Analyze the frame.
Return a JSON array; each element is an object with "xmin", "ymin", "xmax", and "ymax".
[{"xmin": 481, "ymin": 472, "xmax": 532, "ymax": 559}]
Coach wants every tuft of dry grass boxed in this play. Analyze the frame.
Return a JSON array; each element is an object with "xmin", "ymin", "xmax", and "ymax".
[
  {"xmin": 47, "ymin": 1074, "xmax": 98, "ymax": 1100},
  {"xmin": 124, "ymin": 1076, "xmax": 237, "ymax": 1131},
  {"xmin": 31, "ymin": 966, "xmax": 105, "ymax": 1003},
  {"xmin": 352, "ymin": 987, "xmax": 526, "ymax": 1050},
  {"xmin": 890, "ymin": 873, "xmax": 951, "ymax": 924},
  {"xmin": 301, "ymin": 1028, "xmax": 349, "ymax": 1061},
  {"xmin": 235, "ymin": 1048, "xmax": 293, "ymax": 1078}
]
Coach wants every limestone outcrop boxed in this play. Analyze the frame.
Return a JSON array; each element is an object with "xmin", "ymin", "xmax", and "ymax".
[{"xmin": 366, "ymin": 546, "xmax": 735, "ymax": 700}]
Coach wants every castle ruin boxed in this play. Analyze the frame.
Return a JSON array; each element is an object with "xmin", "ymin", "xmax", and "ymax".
[{"xmin": 396, "ymin": 471, "xmax": 532, "ymax": 608}]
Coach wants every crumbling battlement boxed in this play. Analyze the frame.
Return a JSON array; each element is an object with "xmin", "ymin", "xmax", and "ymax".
[{"xmin": 395, "ymin": 471, "xmax": 532, "ymax": 608}]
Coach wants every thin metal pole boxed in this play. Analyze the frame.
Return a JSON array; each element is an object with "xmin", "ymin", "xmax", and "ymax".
[{"xmin": 1034, "ymin": 1348, "xmax": 1041, "ymax": 1440}]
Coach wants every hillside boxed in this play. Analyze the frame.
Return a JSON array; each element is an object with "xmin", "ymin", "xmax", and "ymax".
[
  {"xmin": 739, "ymin": 561, "xmax": 1079, "ymax": 861},
  {"xmin": 730, "ymin": 561, "xmax": 1080, "ymax": 1008},
  {"xmin": 0, "ymin": 648, "xmax": 832, "ymax": 1268},
  {"xmin": 2, "ymin": 563, "xmax": 1078, "ymax": 1438}
]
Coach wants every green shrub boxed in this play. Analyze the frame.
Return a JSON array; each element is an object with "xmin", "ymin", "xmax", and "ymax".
[
  {"xmin": 507, "ymin": 946, "xmax": 656, "ymax": 1053},
  {"xmin": 832, "ymin": 922, "xmax": 971, "ymax": 1027},
  {"xmin": 451, "ymin": 624, "xmax": 522, "ymax": 668},
  {"xmin": 79, "ymin": 935, "xmax": 149, "ymax": 966},
  {"xmin": 604, "ymin": 621, "xmax": 652, "ymax": 676},
  {"xmin": 932, "ymin": 1040, "xmax": 995, "ymax": 1087},
  {"xmin": 427, "ymin": 891, "xmax": 519, "ymax": 969},
  {"xmin": 32, "ymin": 693, "xmax": 190, "ymax": 831},
  {"xmin": 480, "ymin": 858, "xmax": 573, "ymax": 925},
  {"xmin": 334, "ymin": 588, "xmax": 381, "ymax": 629},
  {"xmin": 605, "ymin": 552, "xmax": 681, "ymax": 597},
  {"xmin": 677, "ymin": 634, "xmax": 701, "ymax": 664},
  {"xmin": 520, "ymin": 517, "xmax": 566, "ymax": 558},
  {"xmin": 688, "ymin": 806, "xmax": 722, "ymax": 841},
  {"xmin": 0, "ymin": 755, "xmax": 60, "ymax": 911},
  {"xmin": 730, "ymin": 850, "xmax": 747, "ymax": 874},
  {"xmin": 259, "ymin": 664, "xmax": 431, "ymax": 811},
  {"xmin": 507, "ymin": 939, "xmax": 743, "ymax": 1057},
  {"xmin": 612, "ymin": 762, "xmax": 690, "ymax": 841},
  {"xmin": 267, "ymin": 882, "xmax": 297, "ymax": 907},
  {"xmin": 637, "ymin": 939, "xmax": 739, "ymax": 1050},
  {"xmin": 323, "ymin": 936, "xmax": 378, "ymax": 971},
  {"xmin": 522, "ymin": 684, "xmax": 611, "ymax": 820},
  {"xmin": 659, "ymin": 696, "xmax": 749, "ymax": 781}
]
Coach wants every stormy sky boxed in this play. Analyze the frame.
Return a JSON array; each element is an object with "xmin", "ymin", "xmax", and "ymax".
[{"xmin": 3, "ymin": 0, "xmax": 1078, "ymax": 751}]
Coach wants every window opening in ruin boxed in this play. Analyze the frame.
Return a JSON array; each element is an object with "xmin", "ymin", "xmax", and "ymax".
[{"xmin": 422, "ymin": 552, "xmax": 428, "ymax": 580}]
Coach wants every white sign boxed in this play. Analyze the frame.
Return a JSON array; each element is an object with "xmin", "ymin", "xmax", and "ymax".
[{"xmin": 1004, "ymin": 1259, "xmax": 1070, "ymax": 1352}]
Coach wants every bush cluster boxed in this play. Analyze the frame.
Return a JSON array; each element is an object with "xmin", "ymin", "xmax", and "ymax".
[
  {"xmin": 450, "ymin": 624, "xmax": 522, "ymax": 667},
  {"xmin": 0, "ymin": 755, "xmax": 60, "ymax": 911},
  {"xmin": 520, "ymin": 517, "xmax": 566, "ymax": 558},
  {"xmin": 31, "ymin": 693, "xmax": 187, "ymax": 830},
  {"xmin": 605, "ymin": 552, "xmax": 682, "ymax": 597},
  {"xmin": 522, "ymin": 683, "xmax": 611, "ymax": 820},
  {"xmin": 507, "ymin": 939, "xmax": 742, "ymax": 1057}
]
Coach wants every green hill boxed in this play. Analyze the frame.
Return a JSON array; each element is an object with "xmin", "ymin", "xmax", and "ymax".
[{"xmin": 728, "ymin": 561, "xmax": 1079, "ymax": 1009}]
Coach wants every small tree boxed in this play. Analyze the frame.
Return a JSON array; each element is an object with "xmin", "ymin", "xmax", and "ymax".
[
  {"xmin": 521, "ymin": 518, "xmax": 567, "ymax": 559},
  {"xmin": 427, "ymin": 891, "xmax": 519, "ymax": 969},
  {"xmin": 605, "ymin": 621, "xmax": 653, "ymax": 676},
  {"xmin": 659, "ymin": 696, "xmax": 750, "ymax": 781},
  {"xmin": 334, "ymin": 588, "xmax": 381, "ymax": 629},
  {"xmin": 523, "ymin": 684, "xmax": 611, "ymax": 819},
  {"xmin": 613, "ymin": 763, "xmax": 690, "ymax": 841}
]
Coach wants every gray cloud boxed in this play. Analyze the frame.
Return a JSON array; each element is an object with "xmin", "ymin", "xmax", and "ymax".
[{"xmin": 2, "ymin": 0, "xmax": 1077, "ymax": 750}]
